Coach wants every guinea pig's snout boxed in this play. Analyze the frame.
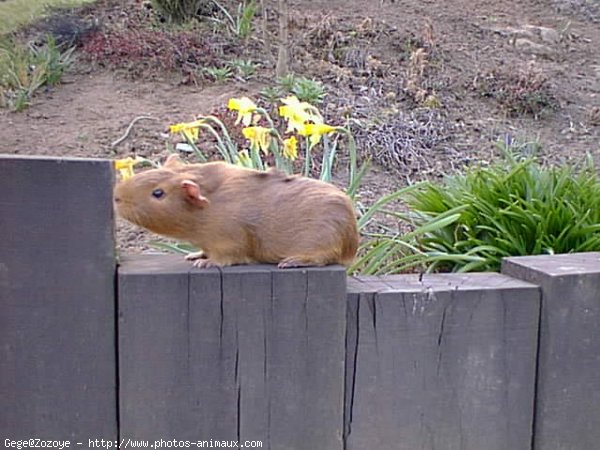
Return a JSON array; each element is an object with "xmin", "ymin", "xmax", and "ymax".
[{"xmin": 113, "ymin": 195, "xmax": 122, "ymax": 204}]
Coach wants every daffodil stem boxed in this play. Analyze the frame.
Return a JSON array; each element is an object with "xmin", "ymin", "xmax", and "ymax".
[
  {"xmin": 111, "ymin": 116, "xmax": 158, "ymax": 148},
  {"xmin": 250, "ymin": 146, "xmax": 264, "ymax": 170},
  {"xmin": 197, "ymin": 115, "xmax": 238, "ymax": 162},
  {"xmin": 320, "ymin": 134, "xmax": 337, "ymax": 182},
  {"xmin": 341, "ymin": 129, "xmax": 358, "ymax": 189},
  {"xmin": 303, "ymin": 140, "xmax": 312, "ymax": 177},
  {"xmin": 255, "ymin": 108, "xmax": 277, "ymax": 130},
  {"xmin": 197, "ymin": 123, "xmax": 234, "ymax": 163},
  {"xmin": 270, "ymin": 139, "xmax": 285, "ymax": 172},
  {"xmin": 184, "ymin": 137, "xmax": 208, "ymax": 163}
]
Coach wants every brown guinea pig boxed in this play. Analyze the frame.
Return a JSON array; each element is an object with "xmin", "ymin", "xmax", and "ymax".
[{"xmin": 114, "ymin": 155, "xmax": 359, "ymax": 269}]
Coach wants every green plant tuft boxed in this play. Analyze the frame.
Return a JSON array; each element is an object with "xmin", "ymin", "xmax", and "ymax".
[
  {"xmin": 276, "ymin": 74, "xmax": 326, "ymax": 104},
  {"xmin": 228, "ymin": 58, "xmax": 257, "ymax": 79},
  {"xmin": 291, "ymin": 77, "xmax": 326, "ymax": 104},
  {"xmin": 353, "ymin": 140, "xmax": 600, "ymax": 274},
  {"xmin": 277, "ymin": 73, "xmax": 296, "ymax": 92},
  {"xmin": 203, "ymin": 65, "xmax": 232, "ymax": 81},
  {"xmin": 259, "ymin": 85, "xmax": 283, "ymax": 104},
  {"xmin": 150, "ymin": 0, "xmax": 211, "ymax": 23},
  {"xmin": 0, "ymin": 36, "xmax": 75, "ymax": 111},
  {"xmin": 210, "ymin": 0, "xmax": 256, "ymax": 39}
]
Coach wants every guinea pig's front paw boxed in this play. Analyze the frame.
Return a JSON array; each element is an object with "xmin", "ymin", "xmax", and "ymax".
[
  {"xmin": 185, "ymin": 251, "xmax": 208, "ymax": 261},
  {"xmin": 191, "ymin": 258, "xmax": 221, "ymax": 269}
]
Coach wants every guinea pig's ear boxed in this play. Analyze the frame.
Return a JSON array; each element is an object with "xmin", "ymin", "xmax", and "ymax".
[
  {"xmin": 164, "ymin": 154, "xmax": 183, "ymax": 169},
  {"xmin": 181, "ymin": 180, "xmax": 210, "ymax": 208}
]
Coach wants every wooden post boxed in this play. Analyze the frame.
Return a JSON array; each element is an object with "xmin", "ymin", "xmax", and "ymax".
[
  {"xmin": 118, "ymin": 255, "xmax": 346, "ymax": 449},
  {"xmin": 344, "ymin": 273, "xmax": 540, "ymax": 450},
  {"xmin": 503, "ymin": 252, "xmax": 600, "ymax": 450},
  {"xmin": 0, "ymin": 155, "xmax": 117, "ymax": 439}
]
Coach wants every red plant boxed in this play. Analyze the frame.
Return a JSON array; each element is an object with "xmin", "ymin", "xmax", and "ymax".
[{"xmin": 80, "ymin": 28, "xmax": 226, "ymax": 76}]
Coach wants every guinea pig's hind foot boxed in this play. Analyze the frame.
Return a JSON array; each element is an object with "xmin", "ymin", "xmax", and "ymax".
[
  {"xmin": 185, "ymin": 251, "xmax": 208, "ymax": 261},
  {"xmin": 277, "ymin": 256, "xmax": 326, "ymax": 269}
]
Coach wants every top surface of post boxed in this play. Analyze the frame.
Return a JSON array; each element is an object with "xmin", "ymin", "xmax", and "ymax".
[
  {"xmin": 119, "ymin": 253, "xmax": 348, "ymax": 275},
  {"xmin": 0, "ymin": 153, "xmax": 109, "ymax": 163},
  {"xmin": 348, "ymin": 272, "xmax": 538, "ymax": 294},
  {"xmin": 503, "ymin": 252, "xmax": 600, "ymax": 277}
]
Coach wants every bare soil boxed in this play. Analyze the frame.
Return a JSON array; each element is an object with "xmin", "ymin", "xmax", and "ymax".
[{"xmin": 1, "ymin": 0, "xmax": 599, "ymax": 252}]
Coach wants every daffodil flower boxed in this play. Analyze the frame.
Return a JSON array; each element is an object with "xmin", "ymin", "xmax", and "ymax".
[
  {"xmin": 242, "ymin": 126, "xmax": 272, "ymax": 154},
  {"xmin": 169, "ymin": 120, "xmax": 203, "ymax": 142},
  {"xmin": 115, "ymin": 157, "xmax": 144, "ymax": 180},
  {"xmin": 299, "ymin": 123, "xmax": 338, "ymax": 147},
  {"xmin": 279, "ymin": 95, "xmax": 322, "ymax": 133},
  {"xmin": 228, "ymin": 97, "xmax": 258, "ymax": 126},
  {"xmin": 282, "ymin": 136, "xmax": 298, "ymax": 160}
]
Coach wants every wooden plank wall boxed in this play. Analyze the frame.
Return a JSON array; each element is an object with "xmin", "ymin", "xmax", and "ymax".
[{"xmin": 2, "ymin": 157, "xmax": 600, "ymax": 449}]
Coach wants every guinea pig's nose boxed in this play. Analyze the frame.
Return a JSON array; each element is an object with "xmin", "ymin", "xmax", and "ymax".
[{"xmin": 114, "ymin": 196, "xmax": 121, "ymax": 204}]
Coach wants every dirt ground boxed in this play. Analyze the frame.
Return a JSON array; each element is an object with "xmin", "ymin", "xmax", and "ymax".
[{"xmin": 1, "ymin": 0, "xmax": 599, "ymax": 251}]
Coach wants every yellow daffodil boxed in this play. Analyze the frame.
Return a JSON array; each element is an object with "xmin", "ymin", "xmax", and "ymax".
[
  {"xmin": 299, "ymin": 123, "xmax": 338, "ymax": 147},
  {"xmin": 242, "ymin": 126, "xmax": 271, "ymax": 154},
  {"xmin": 114, "ymin": 157, "xmax": 144, "ymax": 180},
  {"xmin": 282, "ymin": 136, "xmax": 298, "ymax": 160},
  {"xmin": 280, "ymin": 95, "xmax": 317, "ymax": 113},
  {"xmin": 279, "ymin": 95, "xmax": 322, "ymax": 133},
  {"xmin": 228, "ymin": 97, "xmax": 258, "ymax": 126},
  {"xmin": 169, "ymin": 119, "xmax": 203, "ymax": 142}
]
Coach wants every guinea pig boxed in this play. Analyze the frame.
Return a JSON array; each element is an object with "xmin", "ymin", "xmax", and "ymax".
[{"xmin": 114, "ymin": 155, "xmax": 359, "ymax": 269}]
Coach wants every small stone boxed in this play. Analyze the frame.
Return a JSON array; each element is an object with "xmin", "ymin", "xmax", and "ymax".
[
  {"xmin": 539, "ymin": 27, "xmax": 560, "ymax": 44},
  {"xmin": 586, "ymin": 106, "xmax": 600, "ymax": 126},
  {"xmin": 514, "ymin": 38, "xmax": 556, "ymax": 58}
]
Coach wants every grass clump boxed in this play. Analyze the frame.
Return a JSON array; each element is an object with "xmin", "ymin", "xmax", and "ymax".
[
  {"xmin": 210, "ymin": 0, "xmax": 256, "ymax": 39},
  {"xmin": 354, "ymin": 141, "xmax": 600, "ymax": 274},
  {"xmin": 151, "ymin": 0, "xmax": 256, "ymax": 39},
  {"xmin": 0, "ymin": 36, "xmax": 75, "ymax": 111},
  {"xmin": 150, "ymin": 0, "xmax": 212, "ymax": 24}
]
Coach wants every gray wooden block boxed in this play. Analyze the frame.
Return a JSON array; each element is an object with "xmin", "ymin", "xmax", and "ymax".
[
  {"xmin": 118, "ymin": 255, "xmax": 347, "ymax": 449},
  {"xmin": 220, "ymin": 265, "xmax": 272, "ymax": 443},
  {"xmin": 269, "ymin": 267, "xmax": 347, "ymax": 450},
  {"xmin": 0, "ymin": 155, "xmax": 116, "ymax": 440},
  {"xmin": 188, "ymin": 263, "xmax": 238, "ymax": 440},
  {"xmin": 503, "ymin": 252, "xmax": 600, "ymax": 450},
  {"xmin": 118, "ymin": 254, "xmax": 206, "ymax": 439},
  {"xmin": 345, "ymin": 273, "xmax": 540, "ymax": 450}
]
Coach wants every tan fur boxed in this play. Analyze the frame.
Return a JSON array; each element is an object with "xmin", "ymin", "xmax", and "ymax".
[{"xmin": 114, "ymin": 157, "xmax": 359, "ymax": 268}]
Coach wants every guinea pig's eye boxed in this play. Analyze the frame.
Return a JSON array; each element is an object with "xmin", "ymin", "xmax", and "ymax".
[{"xmin": 151, "ymin": 188, "xmax": 165, "ymax": 199}]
